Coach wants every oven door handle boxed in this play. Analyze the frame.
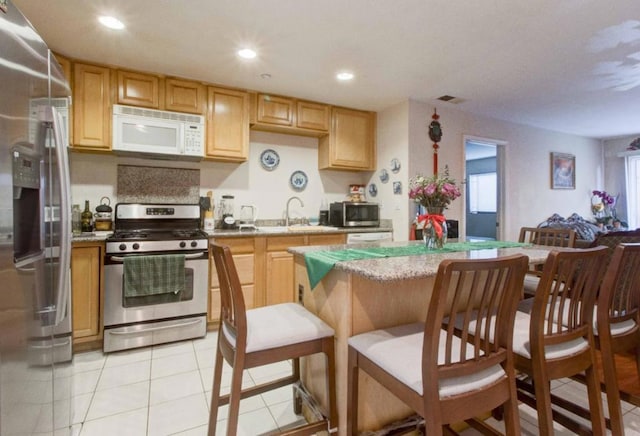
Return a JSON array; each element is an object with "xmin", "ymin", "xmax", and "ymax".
[
  {"xmin": 108, "ymin": 318, "xmax": 203, "ymax": 335},
  {"xmin": 108, "ymin": 252, "xmax": 207, "ymax": 262}
]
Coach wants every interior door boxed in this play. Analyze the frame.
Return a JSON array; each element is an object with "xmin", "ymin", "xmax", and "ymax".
[{"xmin": 464, "ymin": 138, "xmax": 505, "ymax": 241}]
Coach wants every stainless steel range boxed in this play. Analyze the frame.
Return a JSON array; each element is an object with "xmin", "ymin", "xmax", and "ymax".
[{"xmin": 103, "ymin": 203, "xmax": 208, "ymax": 352}]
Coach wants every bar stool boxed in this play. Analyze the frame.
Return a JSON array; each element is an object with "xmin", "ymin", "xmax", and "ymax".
[
  {"xmin": 208, "ymin": 242, "xmax": 337, "ymax": 436},
  {"xmin": 513, "ymin": 247, "xmax": 609, "ymax": 435},
  {"xmin": 347, "ymin": 254, "xmax": 528, "ymax": 435}
]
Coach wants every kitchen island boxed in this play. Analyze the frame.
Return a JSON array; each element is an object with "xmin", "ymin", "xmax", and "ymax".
[{"xmin": 290, "ymin": 240, "xmax": 552, "ymax": 435}]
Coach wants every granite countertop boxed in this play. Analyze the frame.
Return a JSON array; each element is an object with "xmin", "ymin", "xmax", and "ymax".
[
  {"xmin": 206, "ymin": 225, "xmax": 393, "ymax": 238},
  {"xmin": 72, "ymin": 231, "xmax": 113, "ymax": 242},
  {"xmin": 71, "ymin": 225, "xmax": 393, "ymax": 242},
  {"xmin": 290, "ymin": 240, "xmax": 552, "ymax": 282}
]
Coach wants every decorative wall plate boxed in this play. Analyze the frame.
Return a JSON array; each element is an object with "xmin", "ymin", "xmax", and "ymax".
[
  {"xmin": 390, "ymin": 158, "xmax": 401, "ymax": 173},
  {"xmin": 260, "ymin": 149, "xmax": 280, "ymax": 171},
  {"xmin": 368, "ymin": 183, "xmax": 378, "ymax": 197},
  {"xmin": 393, "ymin": 181, "xmax": 402, "ymax": 195},
  {"xmin": 379, "ymin": 169, "xmax": 389, "ymax": 183},
  {"xmin": 290, "ymin": 170, "xmax": 308, "ymax": 191}
]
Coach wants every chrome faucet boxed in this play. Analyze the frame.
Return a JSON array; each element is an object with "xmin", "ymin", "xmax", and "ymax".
[{"xmin": 285, "ymin": 196, "xmax": 304, "ymax": 227}]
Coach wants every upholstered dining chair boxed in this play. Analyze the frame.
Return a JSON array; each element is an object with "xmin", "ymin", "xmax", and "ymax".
[
  {"xmin": 513, "ymin": 246, "xmax": 609, "ymax": 435},
  {"xmin": 208, "ymin": 242, "xmax": 337, "ymax": 436},
  {"xmin": 546, "ymin": 243, "xmax": 640, "ymax": 435},
  {"xmin": 518, "ymin": 227, "xmax": 577, "ymax": 298},
  {"xmin": 347, "ymin": 254, "xmax": 529, "ymax": 435}
]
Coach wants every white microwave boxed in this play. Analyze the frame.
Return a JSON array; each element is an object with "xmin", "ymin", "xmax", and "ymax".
[{"xmin": 112, "ymin": 104, "xmax": 205, "ymax": 159}]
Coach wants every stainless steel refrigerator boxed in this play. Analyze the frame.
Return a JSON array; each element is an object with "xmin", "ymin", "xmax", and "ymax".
[{"xmin": 0, "ymin": 1, "xmax": 73, "ymax": 435}]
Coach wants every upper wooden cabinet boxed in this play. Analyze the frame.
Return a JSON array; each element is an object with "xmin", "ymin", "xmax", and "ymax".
[
  {"xmin": 205, "ymin": 87, "xmax": 250, "ymax": 162},
  {"xmin": 250, "ymin": 93, "xmax": 330, "ymax": 137},
  {"xmin": 165, "ymin": 78, "xmax": 205, "ymax": 114},
  {"xmin": 256, "ymin": 94, "xmax": 294, "ymax": 126},
  {"xmin": 117, "ymin": 70, "xmax": 160, "ymax": 109},
  {"xmin": 319, "ymin": 107, "xmax": 376, "ymax": 171},
  {"xmin": 297, "ymin": 100, "xmax": 330, "ymax": 131},
  {"xmin": 73, "ymin": 63, "xmax": 111, "ymax": 150}
]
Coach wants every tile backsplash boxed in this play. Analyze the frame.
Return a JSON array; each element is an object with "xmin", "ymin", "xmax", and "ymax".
[{"xmin": 117, "ymin": 165, "xmax": 200, "ymax": 204}]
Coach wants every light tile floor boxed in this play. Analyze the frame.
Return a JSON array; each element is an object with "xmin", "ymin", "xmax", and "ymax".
[{"xmin": 69, "ymin": 332, "xmax": 640, "ymax": 435}]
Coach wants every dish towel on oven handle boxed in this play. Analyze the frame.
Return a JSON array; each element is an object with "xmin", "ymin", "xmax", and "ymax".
[{"xmin": 123, "ymin": 254, "xmax": 186, "ymax": 297}]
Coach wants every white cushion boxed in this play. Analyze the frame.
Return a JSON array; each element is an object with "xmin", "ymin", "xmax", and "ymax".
[
  {"xmin": 223, "ymin": 303, "xmax": 334, "ymax": 353},
  {"xmin": 512, "ymin": 311, "xmax": 589, "ymax": 359},
  {"xmin": 590, "ymin": 305, "xmax": 637, "ymax": 337},
  {"xmin": 348, "ymin": 322, "xmax": 505, "ymax": 398}
]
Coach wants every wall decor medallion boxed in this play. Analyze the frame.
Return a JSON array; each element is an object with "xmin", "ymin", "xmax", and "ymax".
[
  {"xmin": 379, "ymin": 169, "xmax": 389, "ymax": 183},
  {"xmin": 390, "ymin": 158, "xmax": 401, "ymax": 173},
  {"xmin": 290, "ymin": 170, "xmax": 308, "ymax": 191},
  {"xmin": 260, "ymin": 149, "xmax": 280, "ymax": 171},
  {"xmin": 368, "ymin": 183, "xmax": 378, "ymax": 197},
  {"xmin": 393, "ymin": 181, "xmax": 402, "ymax": 195}
]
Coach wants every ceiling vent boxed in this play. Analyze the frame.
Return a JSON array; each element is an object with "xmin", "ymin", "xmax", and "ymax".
[{"xmin": 437, "ymin": 95, "xmax": 465, "ymax": 104}]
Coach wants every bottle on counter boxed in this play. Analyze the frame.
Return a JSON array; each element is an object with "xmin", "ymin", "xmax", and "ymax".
[
  {"xmin": 204, "ymin": 191, "xmax": 215, "ymax": 231},
  {"xmin": 81, "ymin": 200, "xmax": 93, "ymax": 233},
  {"xmin": 72, "ymin": 204, "xmax": 82, "ymax": 235}
]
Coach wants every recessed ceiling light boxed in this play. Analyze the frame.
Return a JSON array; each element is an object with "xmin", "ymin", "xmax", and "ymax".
[
  {"xmin": 336, "ymin": 72, "xmax": 354, "ymax": 81},
  {"xmin": 237, "ymin": 48, "xmax": 257, "ymax": 59},
  {"xmin": 98, "ymin": 16, "xmax": 125, "ymax": 30},
  {"xmin": 260, "ymin": 73, "xmax": 271, "ymax": 79}
]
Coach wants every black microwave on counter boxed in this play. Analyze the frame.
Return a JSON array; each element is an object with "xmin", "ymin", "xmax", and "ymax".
[{"xmin": 329, "ymin": 202, "xmax": 380, "ymax": 227}]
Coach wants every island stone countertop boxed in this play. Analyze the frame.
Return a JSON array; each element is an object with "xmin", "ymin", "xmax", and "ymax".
[{"xmin": 289, "ymin": 240, "xmax": 553, "ymax": 282}]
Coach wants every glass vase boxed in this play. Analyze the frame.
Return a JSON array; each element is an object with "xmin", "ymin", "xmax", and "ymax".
[{"xmin": 422, "ymin": 207, "xmax": 447, "ymax": 250}]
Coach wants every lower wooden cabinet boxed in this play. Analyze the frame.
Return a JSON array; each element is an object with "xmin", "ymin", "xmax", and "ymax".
[
  {"xmin": 208, "ymin": 237, "xmax": 255, "ymax": 324},
  {"xmin": 71, "ymin": 243, "xmax": 103, "ymax": 343}
]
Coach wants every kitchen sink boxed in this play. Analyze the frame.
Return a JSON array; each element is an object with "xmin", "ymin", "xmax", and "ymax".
[{"xmin": 256, "ymin": 226, "xmax": 289, "ymax": 233}]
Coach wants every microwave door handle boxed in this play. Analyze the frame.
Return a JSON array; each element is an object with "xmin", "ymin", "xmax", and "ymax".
[{"xmin": 50, "ymin": 106, "xmax": 72, "ymax": 327}]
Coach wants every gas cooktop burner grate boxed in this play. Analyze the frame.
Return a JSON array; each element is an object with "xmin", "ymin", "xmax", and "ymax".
[
  {"xmin": 172, "ymin": 230, "xmax": 207, "ymax": 239},
  {"xmin": 111, "ymin": 231, "xmax": 149, "ymax": 239}
]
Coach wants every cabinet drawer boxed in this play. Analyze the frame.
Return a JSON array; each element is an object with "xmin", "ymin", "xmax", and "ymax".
[
  {"xmin": 210, "ymin": 253, "xmax": 254, "ymax": 287},
  {"xmin": 308, "ymin": 234, "xmax": 345, "ymax": 246},
  {"xmin": 211, "ymin": 237, "xmax": 254, "ymax": 254},
  {"xmin": 267, "ymin": 235, "xmax": 306, "ymax": 252}
]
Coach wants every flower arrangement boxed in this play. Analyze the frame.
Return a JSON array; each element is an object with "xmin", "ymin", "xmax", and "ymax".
[
  {"xmin": 591, "ymin": 190, "xmax": 617, "ymax": 225},
  {"xmin": 408, "ymin": 168, "xmax": 462, "ymax": 209}
]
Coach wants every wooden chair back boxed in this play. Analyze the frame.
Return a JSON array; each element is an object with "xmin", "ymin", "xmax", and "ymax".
[
  {"xmin": 519, "ymin": 226, "xmax": 576, "ymax": 248},
  {"xmin": 531, "ymin": 247, "xmax": 608, "ymax": 348},
  {"xmin": 595, "ymin": 242, "xmax": 640, "ymax": 435},
  {"xmin": 422, "ymin": 254, "xmax": 529, "ymax": 425},
  {"xmin": 590, "ymin": 228, "xmax": 640, "ymax": 260},
  {"xmin": 210, "ymin": 243, "xmax": 247, "ymax": 352}
]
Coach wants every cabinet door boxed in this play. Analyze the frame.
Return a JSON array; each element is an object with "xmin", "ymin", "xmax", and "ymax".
[
  {"xmin": 71, "ymin": 246, "xmax": 101, "ymax": 339},
  {"xmin": 308, "ymin": 234, "xmax": 346, "ymax": 246},
  {"xmin": 73, "ymin": 63, "xmax": 111, "ymax": 149},
  {"xmin": 117, "ymin": 70, "xmax": 160, "ymax": 108},
  {"xmin": 297, "ymin": 100, "xmax": 329, "ymax": 132},
  {"xmin": 165, "ymin": 78, "xmax": 205, "ymax": 114},
  {"xmin": 265, "ymin": 251, "xmax": 295, "ymax": 305},
  {"xmin": 257, "ymin": 94, "xmax": 294, "ymax": 127},
  {"xmin": 319, "ymin": 107, "xmax": 376, "ymax": 171},
  {"xmin": 206, "ymin": 87, "xmax": 250, "ymax": 162}
]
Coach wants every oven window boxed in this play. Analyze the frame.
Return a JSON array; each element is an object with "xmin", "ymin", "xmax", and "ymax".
[{"xmin": 122, "ymin": 267, "xmax": 194, "ymax": 308}]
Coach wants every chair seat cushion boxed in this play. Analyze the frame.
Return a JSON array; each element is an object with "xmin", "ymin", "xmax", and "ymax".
[
  {"xmin": 348, "ymin": 322, "xmax": 505, "ymax": 398},
  {"xmin": 512, "ymin": 312, "xmax": 589, "ymax": 359},
  {"xmin": 224, "ymin": 303, "xmax": 334, "ymax": 353}
]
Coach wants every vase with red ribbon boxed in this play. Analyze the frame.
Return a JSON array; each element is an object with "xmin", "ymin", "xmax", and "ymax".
[{"xmin": 419, "ymin": 207, "xmax": 447, "ymax": 250}]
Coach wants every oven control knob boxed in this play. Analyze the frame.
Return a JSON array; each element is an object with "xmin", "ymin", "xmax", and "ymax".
[
  {"xmin": 179, "ymin": 241, "xmax": 186, "ymax": 248},
  {"xmin": 190, "ymin": 240, "xmax": 198, "ymax": 248},
  {"xmin": 132, "ymin": 243, "xmax": 140, "ymax": 250},
  {"xmin": 119, "ymin": 243, "xmax": 126, "ymax": 251}
]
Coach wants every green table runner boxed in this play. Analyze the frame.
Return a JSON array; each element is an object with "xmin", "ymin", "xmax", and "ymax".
[{"xmin": 304, "ymin": 241, "xmax": 528, "ymax": 289}]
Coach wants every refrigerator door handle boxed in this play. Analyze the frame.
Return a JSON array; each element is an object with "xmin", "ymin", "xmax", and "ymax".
[{"xmin": 50, "ymin": 105, "xmax": 71, "ymax": 327}]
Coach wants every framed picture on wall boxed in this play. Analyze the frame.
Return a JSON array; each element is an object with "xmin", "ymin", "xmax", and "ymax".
[{"xmin": 550, "ymin": 152, "xmax": 575, "ymax": 189}]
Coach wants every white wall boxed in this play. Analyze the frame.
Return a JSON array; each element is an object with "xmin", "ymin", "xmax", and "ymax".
[
  {"xmin": 372, "ymin": 101, "xmax": 410, "ymax": 241},
  {"xmin": 70, "ymin": 131, "xmax": 368, "ymax": 220},
  {"xmin": 394, "ymin": 100, "xmax": 603, "ymax": 241}
]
